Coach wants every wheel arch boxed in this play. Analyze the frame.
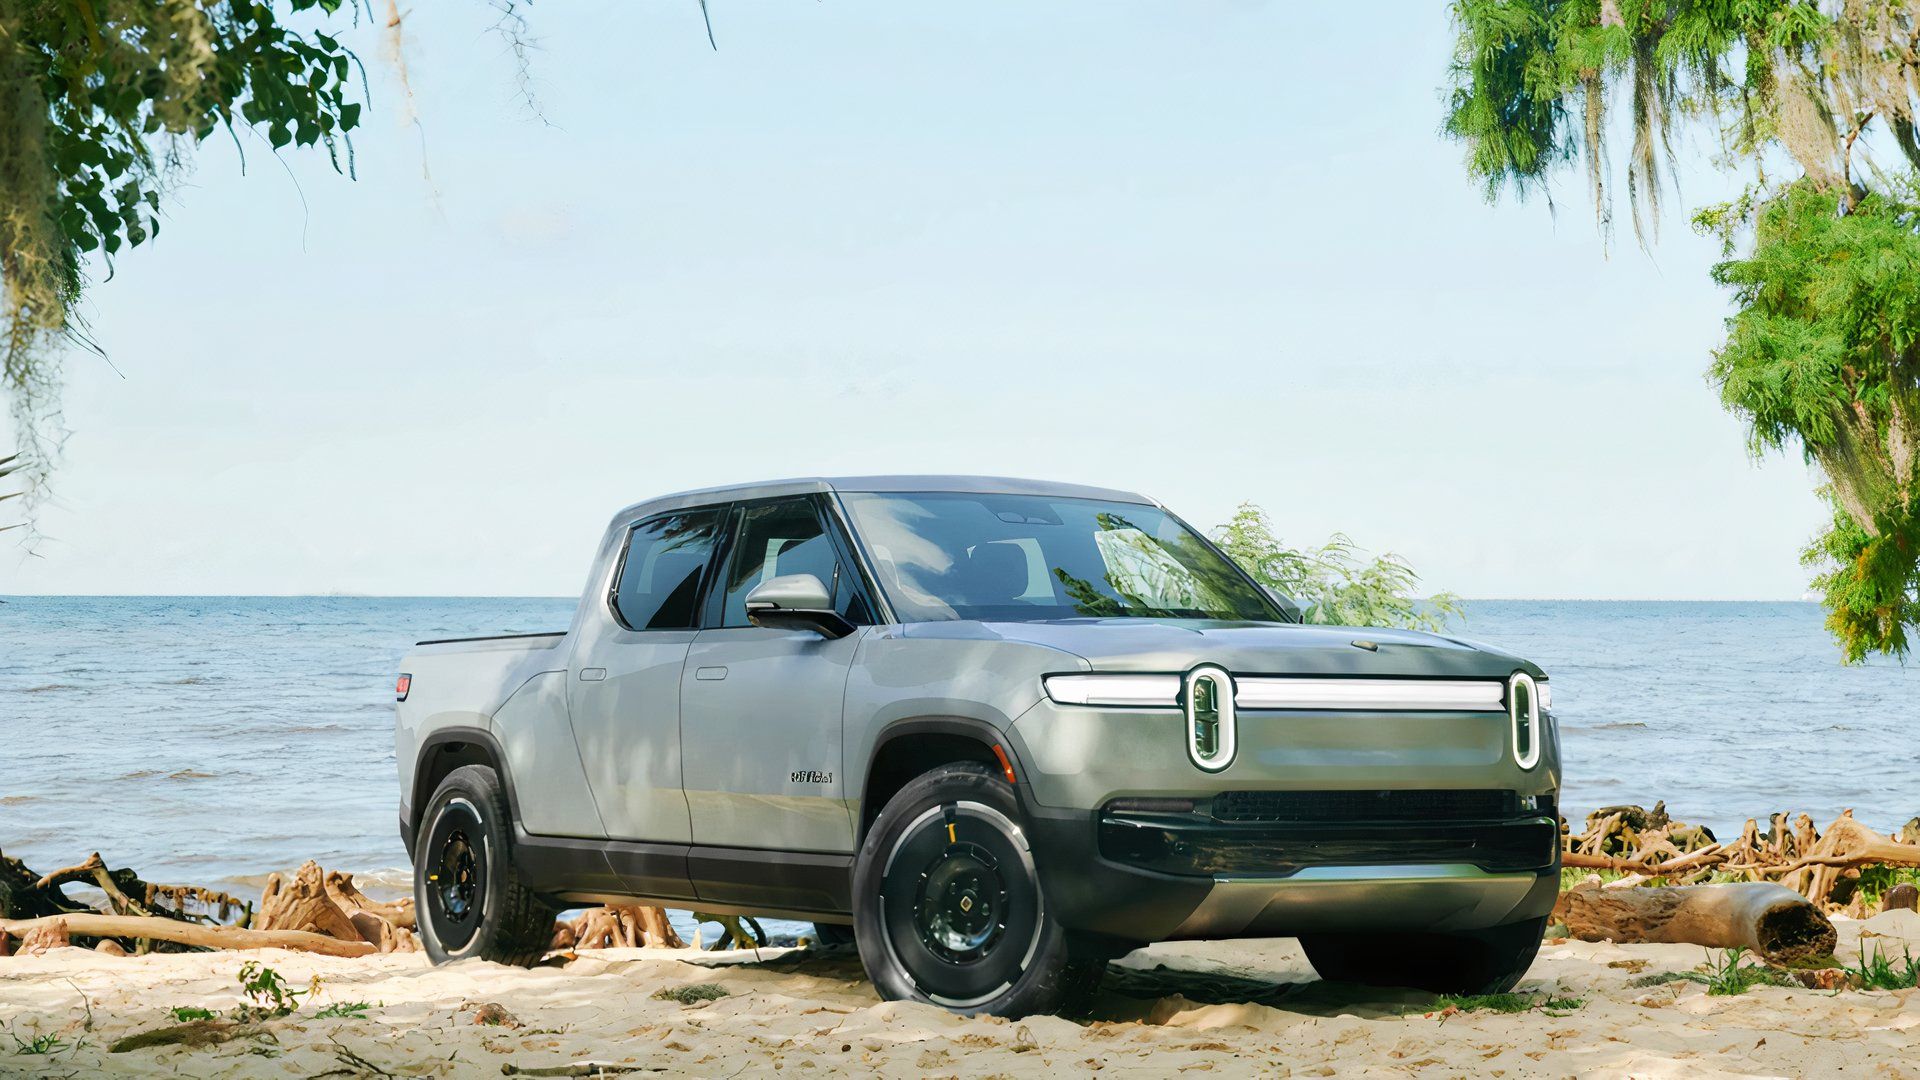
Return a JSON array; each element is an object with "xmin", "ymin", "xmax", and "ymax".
[
  {"xmin": 408, "ymin": 727, "xmax": 522, "ymax": 854},
  {"xmin": 857, "ymin": 717, "xmax": 1028, "ymax": 842}
]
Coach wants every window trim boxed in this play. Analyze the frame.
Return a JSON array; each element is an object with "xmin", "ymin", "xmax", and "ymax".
[
  {"xmin": 823, "ymin": 492, "xmax": 896, "ymax": 625},
  {"xmin": 703, "ymin": 493, "xmax": 881, "ymax": 631},
  {"xmin": 606, "ymin": 504, "xmax": 730, "ymax": 633}
]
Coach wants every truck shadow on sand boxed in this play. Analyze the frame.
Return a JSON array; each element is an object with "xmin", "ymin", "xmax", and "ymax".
[{"xmin": 707, "ymin": 946, "xmax": 1437, "ymax": 1022}]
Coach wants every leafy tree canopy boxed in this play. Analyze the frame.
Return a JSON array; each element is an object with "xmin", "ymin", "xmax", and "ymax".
[
  {"xmin": 1445, "ymin": 0, "xmax": 1920, "ymax": 660},
  {"xmin": 1213, "ymin": 502, "xmax": 1466, "ymax": 633},
  {"xmin": 0, "ymin": 0, "xmax": 364, "ymax": 516}
]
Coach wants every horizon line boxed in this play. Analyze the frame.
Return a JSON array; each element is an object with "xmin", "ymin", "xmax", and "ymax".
[{"xmin": 0, "ymin": 593, "xmax": 1822, "ymax": 603}]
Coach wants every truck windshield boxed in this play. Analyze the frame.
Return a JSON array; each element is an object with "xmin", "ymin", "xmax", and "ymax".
[{"xmin": 839, "ymin": 492, "xmax": 1279, "ymax": 623}]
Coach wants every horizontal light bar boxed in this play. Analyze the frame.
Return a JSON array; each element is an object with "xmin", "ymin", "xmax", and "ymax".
[
  {"xmin": 1235, "ymin": 678, "xmax": 1504, "ymax": 712},
  {"xmin": 1043, "ymin": 674, "xmax": 1180, "ymax": 707},
  {"xmin": 1044, "ymin": 673, "xmax": 1529, "ymax": 712}
]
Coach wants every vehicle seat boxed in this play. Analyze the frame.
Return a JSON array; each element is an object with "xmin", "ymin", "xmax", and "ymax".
[{"xmin": 957, "ymin": 542, "xmax": 1030, "ymax": 605}]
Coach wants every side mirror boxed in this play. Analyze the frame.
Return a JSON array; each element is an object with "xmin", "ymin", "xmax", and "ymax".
[
  {"xmin": 744, "ymin": 574, "xmax": 856, "ymax": 639},
  {"xmin": 1263, "ymin": 586, "xmax": 1305, "ymax": 624}
]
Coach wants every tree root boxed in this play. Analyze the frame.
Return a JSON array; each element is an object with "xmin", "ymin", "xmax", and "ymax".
[{"xmin": 1563, "ymin": 806, "xmax": 1920, "ymax": 914}]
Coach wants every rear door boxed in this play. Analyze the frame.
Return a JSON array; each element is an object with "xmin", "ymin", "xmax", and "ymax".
[
  {"xmin": 680, "ymin": 495, "xmax": 873, "ymax": 861},
  {"xmin": 567, "ymin": 506, "xmax": 725, "ymax": 857}
]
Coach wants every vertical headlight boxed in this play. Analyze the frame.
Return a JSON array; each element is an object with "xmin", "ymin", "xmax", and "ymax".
[
  {"xmin": 1508, "ymin": 671, "xmax": 1541, "ymax": 769},
  {"xmin": 1184, "ymin": 666, "xmax": 1236, "ymax": 772}
]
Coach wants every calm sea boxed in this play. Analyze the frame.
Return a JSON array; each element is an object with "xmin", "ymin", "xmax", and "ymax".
[{"xmin": 3, "ymin": 597, "xmax": 1915, "ymax": 937}]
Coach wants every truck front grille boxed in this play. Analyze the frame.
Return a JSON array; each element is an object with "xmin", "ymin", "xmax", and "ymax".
[{"xmin": 1210, "ymin": 789, "xmax": 1533, "ymax": 824}]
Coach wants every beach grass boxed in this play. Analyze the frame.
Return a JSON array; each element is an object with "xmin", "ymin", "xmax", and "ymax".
[
  {"xmin": 1431, "ymin": 992, "xmax": 1584, "ymax": 1015},
  {"xmin": 1630, "ymin": 948, "xmax": 1799, "ymax": 995},
  {"xmin": 651, "ymin": 982, "xmax": 730, "ymax": 1005},
  {"xmin": 1846, "ymin": 943, "xmax": 1920, "ymax": 990}
]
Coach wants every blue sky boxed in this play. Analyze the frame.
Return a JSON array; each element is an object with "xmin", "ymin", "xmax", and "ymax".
[{"xmin": 2, "ymin": 1, "xmax": 1824, "ymax": 598}]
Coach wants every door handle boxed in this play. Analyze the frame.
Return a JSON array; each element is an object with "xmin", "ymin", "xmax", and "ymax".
[
  {"xmin": 578, "ymin": 668, "xmax": 607, "ymax": 682},
  {"xmin": 695, "ymin": 666, "xmax": 728, "ymax": 681}
]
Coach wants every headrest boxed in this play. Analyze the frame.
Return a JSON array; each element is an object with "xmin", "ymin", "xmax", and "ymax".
[{"xmin": 959, "ymin": 542, "xmax": 1029, "ymax": 605}]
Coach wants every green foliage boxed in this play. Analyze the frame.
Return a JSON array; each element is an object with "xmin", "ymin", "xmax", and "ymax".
[
  {"xmin": 1855, "ymin": 864, "xmax": 1920, "ymax": 907},
  {"xmin": 1431, "ymin": 991, "xmax": 1583, "ymax": 1015},
  {"xmin": 651, "ymin": 982, "xmax": 730, "ymax": 1005},
  {"xmin": 314, "ymin": 1001, "xmax": 372, "ymax": 1019},
  {"xmin": 1630, "ymin": 948, "xmax": 1795, "ymax": 993},
  {"xmin": 236, "ymin": 960, "xmax": 313, "ymax": 1017},
  {"xmin": 1847, "ymin": 942, "xmax": 1920, "ymax": 990},
  {"xmin": 1702, "ymin": 180, "xmax": 1920, "ymax": 660},
  {"xmin": 1695, "ymin": 948, "xmax": 1796, "ymax": 995},
  {"xmin": 1445, "ymin": 2, "xmax": 1920, "ymax": 660},
  {"xmin": 167, "ymin": 1006, "xmax": 217, "ymax": 1023},
  {"xmin": 0, "ymin": 0, "xmax": 365, "ymax": 513},
  {"xmin": 9, "ymin": 1030, "xmax": 68, "ymax": 1055},
  {"xmin": 1213, "ymin": 502, "xmax": 1465, "ymax": 632}
]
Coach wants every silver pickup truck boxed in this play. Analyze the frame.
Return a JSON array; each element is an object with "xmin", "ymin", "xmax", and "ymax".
[{"xmin": 395, "ymin": 476, "xmax": 1560, "ymax": 1016}]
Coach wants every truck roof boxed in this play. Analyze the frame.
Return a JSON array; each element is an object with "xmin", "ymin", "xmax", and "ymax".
[{"xmin": 610, "ymin": 475, "xmax": 1154, "ymax": 527}]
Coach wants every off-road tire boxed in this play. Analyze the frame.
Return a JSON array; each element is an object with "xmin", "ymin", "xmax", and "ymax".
[
  {"xmin": 414, "ymin": 764, "xmax": 557, "ymax": 967},
  {"xmin": 852, "ymin": 762, "xmax": 1100, "ymax": 1016},
  {"xmin": 1298, "ymin": 915, "xmax": 1550, "ymax": 995}
]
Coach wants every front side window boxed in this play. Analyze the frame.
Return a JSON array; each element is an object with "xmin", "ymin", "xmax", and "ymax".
[
  {"xmin": 718, "ymin": 498, "xmax": 869, "ymax": 628},
  {"xmin": 840, "ymin": 492, "xmax": 1277, "ymax": 623},
  {"xmin": 612, "ymin": 509, "xmax": 722, "ymax": 630}
]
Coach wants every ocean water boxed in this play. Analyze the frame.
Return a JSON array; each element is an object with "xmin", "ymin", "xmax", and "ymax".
[{"xmin": 3, "ymin": 597, "xmax": 1915, "ymax": 934}]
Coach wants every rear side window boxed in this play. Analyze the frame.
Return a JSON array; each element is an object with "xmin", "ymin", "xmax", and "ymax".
[{"xmin": 612, "ymin": 509, "xmax": 722, "ymax": 630}]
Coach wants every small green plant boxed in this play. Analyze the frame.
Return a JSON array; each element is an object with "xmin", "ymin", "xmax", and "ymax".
[
  {"xmin": 10, "ymin": 1031, "xmax": 68, "ymax": 1055},
  {"xmin": 651, "ymin": 983, "xmax": 730, "ymax": 1005},
  {"xmin": 314, "ymin": 1001, "xmax": 373, "ymax": 1020},
  {"xmin": 236, "ymin": 961, "xmax": 315, "ymax": 1017},
  {"xmin": 168, "ymin": 1006, "xmax": 217, "ymax": 1023},
  {"xmin": 1848, "ymin": 943, "xmax": 1920, "ymax": 991},
  {"xmin": 1693, "ymin": 949, "xmax": 1796, "ymax": 996},
  {"xmin": 1430, "ymin": 992, "xmax": 1583, "ymax": 1016}
]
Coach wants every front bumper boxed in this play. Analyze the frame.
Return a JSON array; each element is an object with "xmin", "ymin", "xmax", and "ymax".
[
  {"xmin": 1099, "ymin": 811, "xmax": 1558, "ymax": 878},
  {"xmin": 1023, "ymin": 793, "xmax": 1561, "ymax": 943}
]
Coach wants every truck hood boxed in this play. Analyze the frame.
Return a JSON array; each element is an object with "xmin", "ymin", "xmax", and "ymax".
[{"xmin": 934, "ymin": 619, "xmax": 1541, "ymax": 680}]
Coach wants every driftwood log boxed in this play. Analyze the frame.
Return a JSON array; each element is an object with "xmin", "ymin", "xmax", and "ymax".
[
  {"xmin": 5, "ymin": 847, "xmax": 690, "ymax": 960},
  {"xmin": 0, "ymin": 913, "xmax": 377, "ymax": 957},
  {"xmin": 1, "ymin": 852, "xmax": 410, "ymax": 958},
  {"xmin": 1555, "ymin": 880, "xmax": 1838, "ymax": 964}
]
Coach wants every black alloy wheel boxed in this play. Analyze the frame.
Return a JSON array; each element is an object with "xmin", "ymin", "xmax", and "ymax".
[
  {"xmin": 853, "ymin": 762, "xmax": 1102, "ymax": 1016},
  {"xmin": 423, "ymin": 799, "xmax": 488, "ymax": 952},
  {"xmin": 413, "ymin": 764, "xmax": 557, "ymax": 967}
]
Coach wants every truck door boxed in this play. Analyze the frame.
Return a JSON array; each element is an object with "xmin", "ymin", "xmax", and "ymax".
[
  {"xmin": 567, "ymin": 506, "xmax": 724, "ymax": 857},
  {"xmin": 680, "ymin": 495, "xmax": 872, "ymax": 864}
]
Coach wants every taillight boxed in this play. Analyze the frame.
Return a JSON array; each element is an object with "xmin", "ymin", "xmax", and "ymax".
[{"xmin": 395, "ymin": 673, "xmax": 412, "ymax": 701}]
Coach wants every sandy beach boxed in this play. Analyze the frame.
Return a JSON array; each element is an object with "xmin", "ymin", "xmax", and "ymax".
[{"xmin": 2, "ymin": 911, "xmax": 1917, "ymax": 1078}]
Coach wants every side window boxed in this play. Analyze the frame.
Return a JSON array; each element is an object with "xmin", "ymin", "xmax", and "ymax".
[
  {"xmin": 718, "ymin": 498, "xmax": 868, "ymax": 628},
  {"xmin": 611, "ymin": 509, "xmax": 722, "ymax": 630}
]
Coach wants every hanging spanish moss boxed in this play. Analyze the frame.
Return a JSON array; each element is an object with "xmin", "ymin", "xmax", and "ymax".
[
  {"xmin": 1446, "ymin": 1, "xmax": 1920, "ymax": 660},
  {"xmin": 0, "ymin": 0, "xmax": 367, "ymax": 529}
]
